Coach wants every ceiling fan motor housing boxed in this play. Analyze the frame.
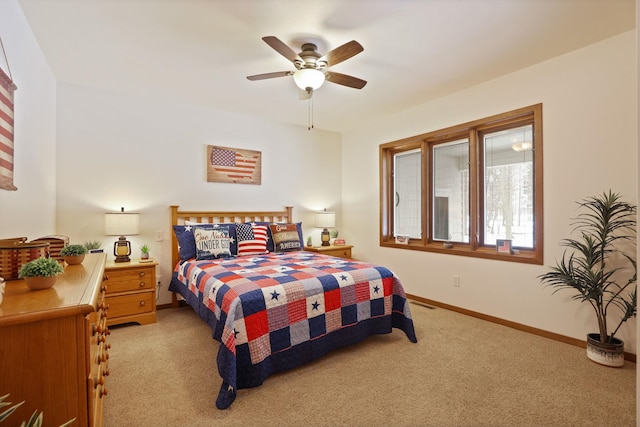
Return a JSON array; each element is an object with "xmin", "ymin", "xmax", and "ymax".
[{"xmin": 297, "ymin": 43, "xmax": 325, "ymax": 70}]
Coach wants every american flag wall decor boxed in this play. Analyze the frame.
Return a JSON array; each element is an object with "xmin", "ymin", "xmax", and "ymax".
[
  {"xmin": 207, "ymin": 145, "xmax": 262, "ymax": 185},
  {"xmin": 0, "ymin": 66, "xmax": 17, "ymax": 191}
]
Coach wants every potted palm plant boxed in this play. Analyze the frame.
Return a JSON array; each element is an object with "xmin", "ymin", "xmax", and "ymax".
[
  {"xmin": 18, "ymin": 257, "xmax": 64, "ymax": 290},
  {"xmin": 0, "ymin": 393, "xmax": 75, "ymax": 426},
  {"xmin": 539, "ymin": 190, "xmax": 636, "ymax": 367}
]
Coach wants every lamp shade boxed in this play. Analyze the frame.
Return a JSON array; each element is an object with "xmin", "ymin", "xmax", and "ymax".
[
  {"xmin": 105, "ymin": 208, "xmax": 140, "ymax": 236},
  {"xmin": 293, "ymin": 68, "xmax": 325, "ymax": 91},
  {"xmin": 314, "ymin": 211, "xmax": 335, "ymax": 228}
]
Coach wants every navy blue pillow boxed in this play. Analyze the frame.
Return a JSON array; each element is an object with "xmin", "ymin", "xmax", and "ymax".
[{"xmin": 174, "ymin": 224, "xmax": 206, "ymax": 261}]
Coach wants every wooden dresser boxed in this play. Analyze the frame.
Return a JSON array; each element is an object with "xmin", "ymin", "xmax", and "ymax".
[
  {"xmin": 0, "ymin": 253, "xmax": 108, "ymax": 427},
  {"xmin": 104, "ymin": 259, "xmax": 157, "ymax": 326}
]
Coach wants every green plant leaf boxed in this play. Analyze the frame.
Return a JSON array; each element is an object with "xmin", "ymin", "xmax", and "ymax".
[{"xmin": 539, "ymin": 190, "xmax": 636, "ymax": 342}]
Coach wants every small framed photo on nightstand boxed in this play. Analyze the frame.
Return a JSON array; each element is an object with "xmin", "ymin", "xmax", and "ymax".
[
  {"xmin": 395, "ymin": 235, "xmax": 409, "ymax": 245},
  {"xmin": 496, "ymin": 239, "xmax": 512, "ymax": 254}
]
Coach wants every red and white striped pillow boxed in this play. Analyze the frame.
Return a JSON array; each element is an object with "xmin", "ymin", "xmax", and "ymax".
[{"xmin": 236, "ymin": 223, "xmax": 269, "ymax": 256}]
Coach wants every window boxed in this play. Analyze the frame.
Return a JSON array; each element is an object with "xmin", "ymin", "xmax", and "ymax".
[{"xmin": 379, "ymin": 104, "xmax": 543, "ymax": 264}]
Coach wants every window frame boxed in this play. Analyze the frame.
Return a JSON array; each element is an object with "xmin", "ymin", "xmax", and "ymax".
[{"xmin": 379, "ymin": 104, "xmax": 543, "ymax": 264}]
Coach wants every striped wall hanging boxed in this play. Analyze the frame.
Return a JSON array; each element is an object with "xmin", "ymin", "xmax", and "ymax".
[{"xmin": 0, "ymin": 37, "xmax": 17, "ymax": 191}]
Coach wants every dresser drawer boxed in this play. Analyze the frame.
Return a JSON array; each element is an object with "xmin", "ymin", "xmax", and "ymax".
[
  {"xmin": 105, "ymin": 266, "xmax": 155, "ymax": 294},
  {"xmin": 106, "ymin": 292, "xmax": 154, "ymax": 318}
]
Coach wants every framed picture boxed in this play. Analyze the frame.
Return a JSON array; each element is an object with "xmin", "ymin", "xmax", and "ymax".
[
  {"xmin": 496, "ymin": 239, "xmax": 512, "ymax": 254},
  {"xmin": 207, "ymin": 145, "xmax": 262, "ymax": 185},
  {"xmin": 395, "ymin": 235, "xmax": 409, "ymax": 245}
]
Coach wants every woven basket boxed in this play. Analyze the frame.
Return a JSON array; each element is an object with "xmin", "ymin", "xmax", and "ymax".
[
  {"xmin": 0, "ymin": 241, "xmax": 50, "ymax": 280},
  {"xmin": 0, "ymin": 237, "xmax": 27, "ymax": 245},
  {"xmin": 31, "ymin": 235, "xmax": 69, "ymax": 262}
]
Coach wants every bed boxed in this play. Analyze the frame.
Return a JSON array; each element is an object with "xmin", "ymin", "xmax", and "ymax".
[{"xmin": 168, "ymin": 205, "xmax": 417, "ymax": 409}]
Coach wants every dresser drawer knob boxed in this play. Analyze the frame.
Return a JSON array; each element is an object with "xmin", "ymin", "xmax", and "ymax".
[
  {"xmin": 139, "ymin": 300, "xmax": 146, "ymax": 307},
  {"xmin": 138, "ymin": 281, "xmax": 146, "ymax": 288},
  {"xmin": 94, "ymin": 375, "xmax": 105, "ymax": 386},
  {"xmin": 138, "ymin": 271, "xmax": 146, "ymax": 278}
]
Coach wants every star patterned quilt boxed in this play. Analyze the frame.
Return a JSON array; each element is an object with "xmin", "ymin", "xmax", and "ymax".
[{"xmin": 169, "ymin": 251, "xmax": 417, "ymax": 408}]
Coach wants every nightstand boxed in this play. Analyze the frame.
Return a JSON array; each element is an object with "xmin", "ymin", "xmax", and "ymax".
[
  {"xmin": 104, "ymin": 259, "xmax": 157, "ymax": 326},
  {"xmin": 304, "ymin": 245, "xmax": 353, "ymax": 259}
]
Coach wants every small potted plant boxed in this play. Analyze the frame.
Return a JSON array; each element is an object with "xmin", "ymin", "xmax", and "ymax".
[
  {"xmin": 140, "ymin": 244, "xmax": 150, "ymax": 260},
  {"xmin": 84, "ymin": 240, "xmax": 103, "ymax": 253},
  {"xmin": 18, "ymin": 257, "xmax": 64, "ymax": 290},
  {"xmin": 60, "ymin": 244, "xmax": 88, "ymax": 265}
]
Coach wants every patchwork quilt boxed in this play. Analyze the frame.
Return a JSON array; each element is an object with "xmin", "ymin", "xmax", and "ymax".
[{"xmin": 169, "ymin": 251, "xmax": 417, "ymax": 407}]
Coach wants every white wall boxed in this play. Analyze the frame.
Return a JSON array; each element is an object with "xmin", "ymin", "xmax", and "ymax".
[
  {"xmin": 0, "ymin": 0, "xmax": 56, "ymax": 238},
  {"xmin": 342, "ymin": 31, "xmax": 638, "ymax": 353},
  {"xmin": 54, "ymin": 83, "xmax": 342, "ymax": 304}
]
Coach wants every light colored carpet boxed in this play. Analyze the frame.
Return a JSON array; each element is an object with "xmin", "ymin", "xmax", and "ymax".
[{"xmin": 103, "ymin": 303, "xmax": 635, "ymax": 427}]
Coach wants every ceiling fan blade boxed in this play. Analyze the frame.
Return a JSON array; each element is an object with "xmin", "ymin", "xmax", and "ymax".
[
  {"xmin": 246, "ymin": 71, "xmax": 292, "ymax": 81},
  {"xmin": 325, "ymin": 72, "xmax": 367, "ymax": 89},
  {"xmin": 262, "ymin": 36, "xmax": 302, "ymax": 63},
  {"xmin": 318, "ymin": 40, "xmax": 363, "ymax": 67}
]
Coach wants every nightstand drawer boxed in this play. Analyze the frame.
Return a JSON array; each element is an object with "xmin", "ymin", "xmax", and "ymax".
[
  {"xmin": 106, "ymin": 292, "xmax": 154, "ymax": 318},
  {"xmin": 105, "ymin": 266, "xmax": 155, "ymax": 293},
  {"xmin": 323, "ymin": 248, "xmax": 352, "ymax": 258},
  {"xmin": 304, "ymin": 245, "xmax": 353, "ymax": 259}
]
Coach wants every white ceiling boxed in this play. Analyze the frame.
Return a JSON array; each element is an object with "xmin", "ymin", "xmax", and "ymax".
[{"xmin": 16, "ymin": 0, "xmax": 636, "ymax": 133}]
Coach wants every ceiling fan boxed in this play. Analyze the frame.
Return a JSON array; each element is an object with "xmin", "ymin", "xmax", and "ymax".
[{"xmin": 246, "ymin": 36, "xmax": 367, "ymax": 98}]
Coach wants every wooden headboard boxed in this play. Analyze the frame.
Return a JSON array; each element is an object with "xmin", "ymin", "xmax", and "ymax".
[{"xmin": 169, "ymin": 205, "xmax": 293, "ymax": 269}]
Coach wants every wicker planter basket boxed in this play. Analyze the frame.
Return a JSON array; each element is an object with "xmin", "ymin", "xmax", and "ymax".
[{"xmin": 0, "ymin": 241, "xmax": 50, "ymax": 280}]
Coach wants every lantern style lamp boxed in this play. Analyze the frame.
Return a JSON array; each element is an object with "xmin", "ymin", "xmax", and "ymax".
[
  {"xmin": 105, "ymin": 207, "xmax": 140, "ymax": 263},
  {"xmin": 315, "ymin": 209, "xmax": 335, "ymax": 247}
]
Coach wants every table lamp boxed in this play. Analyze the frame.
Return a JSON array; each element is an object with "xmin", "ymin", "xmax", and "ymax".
[
  {"xmin": 105, "ymin": 207, "xmax": 140, "ymax": 262},
  {"xmin": 315, "ymin": 209, "xmax": 335, "ymax": 247}
]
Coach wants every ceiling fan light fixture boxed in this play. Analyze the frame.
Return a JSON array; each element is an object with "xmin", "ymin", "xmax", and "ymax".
[{"xmin": 293, "ymin": 68, "xmax": 325, "ymax": 91}]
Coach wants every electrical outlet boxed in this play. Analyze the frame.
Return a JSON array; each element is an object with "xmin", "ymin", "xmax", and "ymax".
[
  {"xmin": 453, "ymin": 275, "xmax": 460, "ymax": 287},
  {"xmin": 155, "ymin": 231, "xmax": 163, "ymax": 242}
]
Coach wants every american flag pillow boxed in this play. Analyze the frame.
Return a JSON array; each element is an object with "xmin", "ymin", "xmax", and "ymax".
[{"xmin": 236, "ymin": 223, "xmax": 269, "ymax": 256}]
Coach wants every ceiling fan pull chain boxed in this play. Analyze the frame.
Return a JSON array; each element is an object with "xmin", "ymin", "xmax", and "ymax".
[{"xmin": 308, "ymin": 96, "xmax": 314, "ymax": 130}]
